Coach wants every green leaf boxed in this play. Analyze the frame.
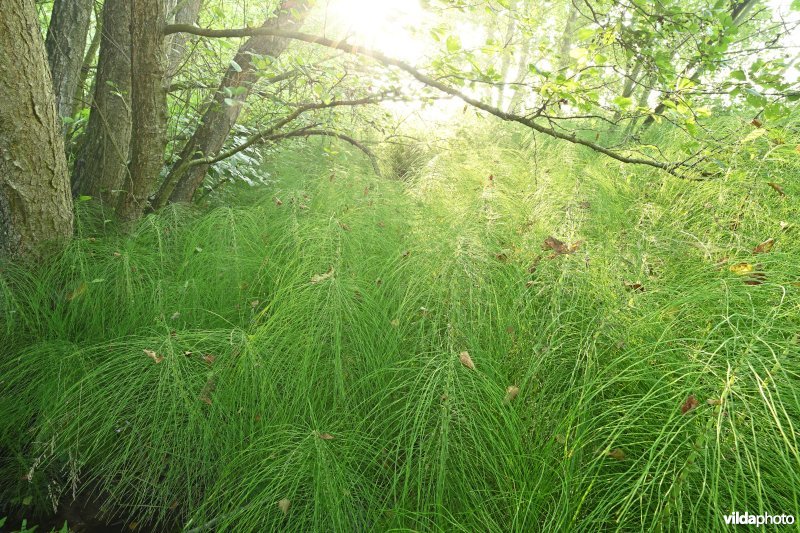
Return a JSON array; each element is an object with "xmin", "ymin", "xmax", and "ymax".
[
  {"xmin": 613, "ymin": 96, "xmax": 632, "ymax": 108},
  {"xmin": 576, "ymin": 28, "xmax": 596, "ymax": 40},
  {"xmin": 730, "ymin": 69, "xmax": 746, "ymax": 81},
  {"xmin": 229, "ymin": 60, "xmax": 242, "ymax": 73},
  {"xmin": 764, "ymin": 103, "xmax": 789, "ymax": 121},
  {"xmin": 446, "ymin": 35, "xmax": 462, "ymax": 53},
  {"xmin": 569, "ymin": 47, "xmax": 587, "ymax": 60}
]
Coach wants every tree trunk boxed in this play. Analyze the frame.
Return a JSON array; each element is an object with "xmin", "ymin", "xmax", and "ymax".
[
  {"xmin": 72, "ymin": 8, "xmax": 102, "ymax": 117},
  {"xmin": 45, "ymin": 0, "xmax": 94, "ymax": 131},
  {"xmin": 507, "ymin": 0, "xmax": 532, "ymax": 113},
  {"xmin": 0, "ymin": 0, "xmax": 74, "ymax": 258},
  {"xmin": 116, "ymin": 0, "xmax": 168, "ymax": 222},
  {"xmin": 557, "ymin": 1, "xmax": 579, "ymax": 71},
  {"xmin": 494, "ymin": 0, "xmax": 518, "ymax": 110},
  {"xmin": 71, "ymin": 0, "xmax": 132, "ymax": 209},
  {"xmin": 154, "ymin": 0, "xmax": 311, "ymax": 207},
  {"xmin": 613, "ymin": 62, "xmax": 642, "ymax": 121},
  {"xmin": 166, "ymin": 0, "xmax": 203, "ymax": 82}
]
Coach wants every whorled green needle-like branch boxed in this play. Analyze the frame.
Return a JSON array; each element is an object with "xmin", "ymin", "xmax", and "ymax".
[{"xmin": 164, "ymin": 24, "xmax": 711, "ymax": 179}]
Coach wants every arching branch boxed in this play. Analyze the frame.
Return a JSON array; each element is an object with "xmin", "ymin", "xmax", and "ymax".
[
  {"xmin": 185, "ymin": 96, "xmax": 387, "ymax": 169},
  {"xmin": 164, "ymin": 24, "xmax": 712, "ymax": 179},
  {"xmin": 277, "ymin": 129, "xmax": 382, "ymax": 177}
]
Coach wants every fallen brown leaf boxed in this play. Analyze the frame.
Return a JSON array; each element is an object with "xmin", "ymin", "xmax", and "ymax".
[
  {"xmin": 199, "ymin": 379, "xmax": 215, "ymax": 405},
  {"xmin": 504, "ymin": 385, "xmax": 520, "ymax": 403},
  {"xmin": 66, "ymin": 282, "xmax": 88, "ymax": 302},
  {"xmin": 459, "ymin": 351, "xmax": 475, "ymax": 370},
  {"xmin": 144, "ymin": 349, "xmax": 163, "ymax": 364},
  {"xmin": 607, "ymin": 448, "xmax": 626, "ymax": 461},
  {"xmin": 542, "ymin": 236, "xmax": 569, "ymax": 255},
  {"xmin": 753, "ymin": 238, "xmax": 775, "ymax": 254},
  {"xmin": 681, "ymin": 394, "xmax": 699, "ymax": 414},
  {"xmin": 624, "ymin": 281, "xmax": 645, "ymax": 292},
  {"xmin": 311, "ymin": 267, "xmax": 335, "ymax": 284},
  {"xmin": 767, "ymin": 182, "xmax": 785, "ymax": 196}
]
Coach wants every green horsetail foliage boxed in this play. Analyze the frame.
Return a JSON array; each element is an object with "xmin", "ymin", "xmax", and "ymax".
[{"xmin": 2, "ymin": 122, "xmax": 799, "ymax": 531}]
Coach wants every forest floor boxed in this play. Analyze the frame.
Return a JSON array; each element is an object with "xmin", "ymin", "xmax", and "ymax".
[{"xmin": 1, "ymin": 126, "xmax": 799, "ymax": 531}]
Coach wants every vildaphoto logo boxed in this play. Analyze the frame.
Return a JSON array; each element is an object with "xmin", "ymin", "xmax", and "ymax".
[{"xmin": 723, "ymin": 512, "xmax": 795, "ymax": 526}]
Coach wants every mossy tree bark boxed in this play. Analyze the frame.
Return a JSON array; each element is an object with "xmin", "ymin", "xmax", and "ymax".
[
  {"xmin": 116, "ymin": 0, "xmax": 168, "ymax": 222},
  {"xmin": 45, "ymin": 0, "xmax": 94, "ymax": 131},
  {"xmin": 71, "ymin": 0, "xmax": 132, "ymax": 209},
  {"xmin": 0, "ymin": 0, "xmax": 74, "ymax": 258}
]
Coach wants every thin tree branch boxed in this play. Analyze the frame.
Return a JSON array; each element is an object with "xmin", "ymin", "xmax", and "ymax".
[
  {"xmin": 186, "ymin": 96, "xmax": 386, "ymax": 167},
  {"xmin": 164, "ymin": 24, "xmax": 710, "ymax": 178}
]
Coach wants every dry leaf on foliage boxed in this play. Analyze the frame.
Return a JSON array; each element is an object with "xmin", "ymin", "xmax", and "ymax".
[
  {"xmin": 607, "ymin": 448, "xmax": 626, "ymax": 461},
  {"xmin": 459, "ymin": 351, "xmax": 475, "ymax": 370},
  {"xmin": 681, "ymin": 394, "xmax": 699, "ymax": 414},
  {"xmin": 199, "ymin": 379, "xmax": 215, "ymax": 405},
  {"xmin": 318, "ymin": 432, "xmax": 335, "ymax": 440},
  {"xmin": 729, "ymin": 263, "xmax": 754, "ymax": 275},
  {"xmin": 504, "ymin": 385, "xmax": 520, "ymax": 403},
  {"xmin": 624, "ymin": 281, "xmax": 645, "ymax": 292},
  {"xmin": 66, "ymin": 282, "xmax": 88, "ymax": 301},
  {"xmin": 753, "ymin": 238, "xmax": 775, "ymax": 254},
  {"xmin": 144, "ymin": 349, "xmax": 163, "ymax": 364},
  {"xmin": 278, "ymin": 498, "xmax": 291, "ymax": 515},
  {"xmin": 767, "ymin": 182, "xmax": 785, "ymax": 196},
  {"xmin": 542, "ymin": 236, "xmax": 582, "ymax": 257},
  {"xmin": 311, "ymin": 268, "xmax": 335, "ymax": 284}
]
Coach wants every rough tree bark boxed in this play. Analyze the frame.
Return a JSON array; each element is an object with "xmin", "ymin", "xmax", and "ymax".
[
  {"xmin": 72, "ymin": 7, "xmax": 102, "ymax": 117},
  {"xmin": 71, "ymin": 0, "xmax": 132, "ymax": 208},
  {"xmin": 0, "ymin": 0, "xmax": 74, "ymax": 258},
  {"xmin": 45, "ymin": 0, "xmax": 94, "ymax": 130},
  {"xmin": 116, "ymin": 0, "xmax": 168, "ymax": 222},
  {"xmin": 166, "ymin": 0, "xmax": 204, "ymax": 82},
  {"xmin": 153, "ymin": 0, "xmax": 311, "ymax": 207}
]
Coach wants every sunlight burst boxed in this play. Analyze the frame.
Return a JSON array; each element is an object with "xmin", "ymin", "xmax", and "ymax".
[{"xmin": 324, "ymin": 0, "xmax": 429, "ymax": 63}]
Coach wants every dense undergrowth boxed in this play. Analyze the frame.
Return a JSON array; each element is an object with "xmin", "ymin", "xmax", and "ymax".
[{"xmin": 1, "ymin": 122, "xmax": 799, "ymax": 531}]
